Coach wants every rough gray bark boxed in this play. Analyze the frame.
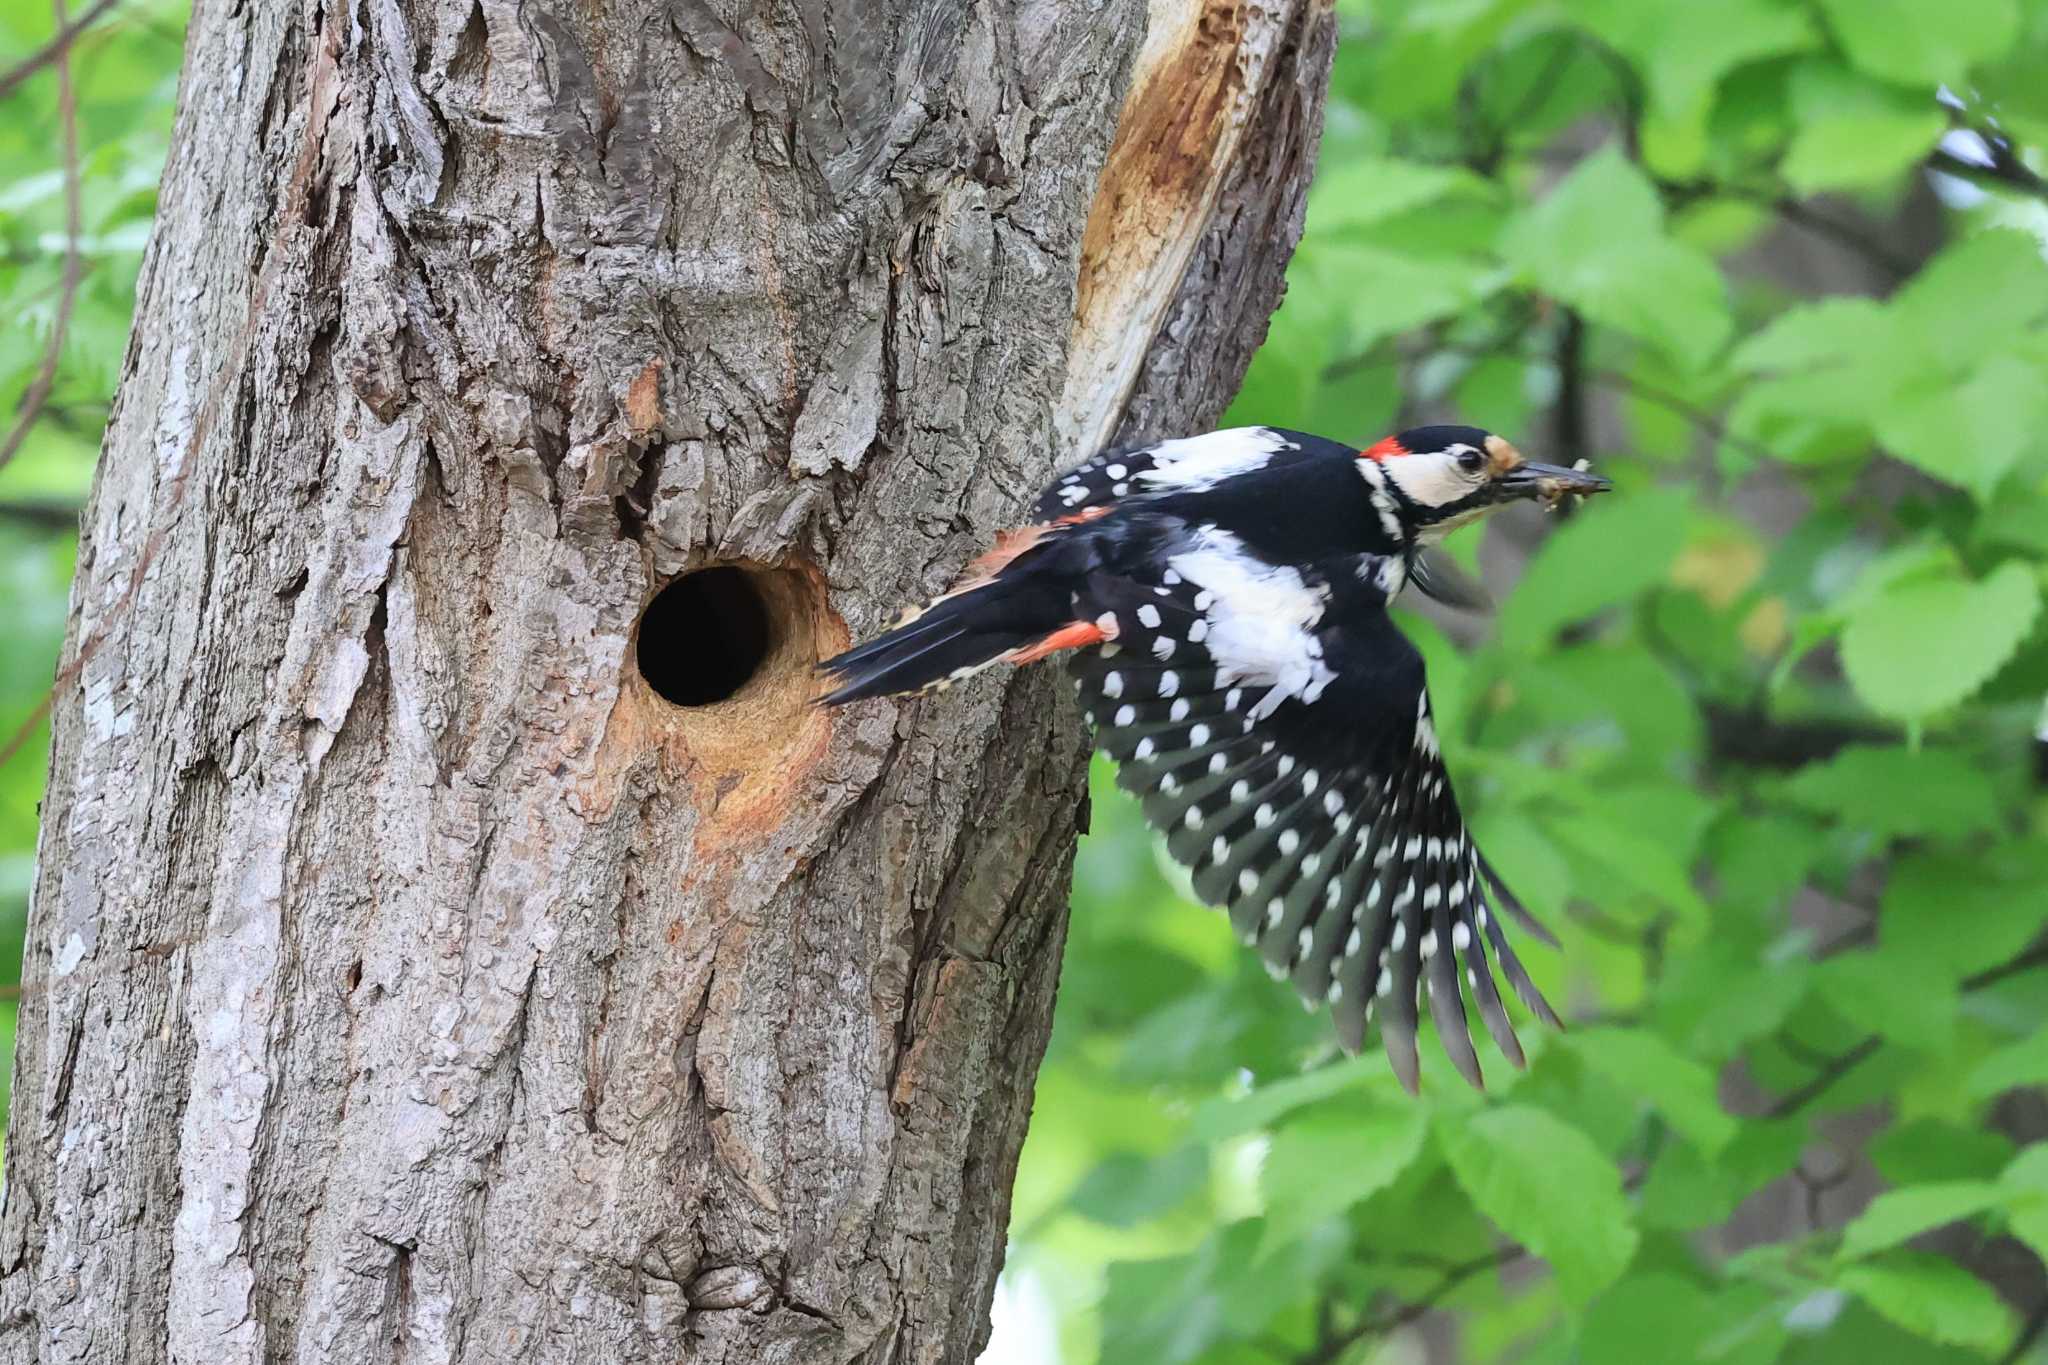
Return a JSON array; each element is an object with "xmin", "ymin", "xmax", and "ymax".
[{"xmin": 0, "ymin": 0, "xmax": 1333, "ymax": 1361}]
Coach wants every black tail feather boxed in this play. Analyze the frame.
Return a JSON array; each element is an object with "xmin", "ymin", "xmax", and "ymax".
[{"xmin": 817, "ymin": 587, "xmax": 1045, "ymax": 705}]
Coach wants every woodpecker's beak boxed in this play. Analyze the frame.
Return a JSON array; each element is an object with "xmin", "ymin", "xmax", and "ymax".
[{"xmin": 1494, "ymin": 460, "xmax": 1613, "ymax": 505}]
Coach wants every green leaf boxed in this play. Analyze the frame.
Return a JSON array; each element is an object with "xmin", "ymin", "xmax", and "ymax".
[
  {"xmin": 1815, "ymin": 0, "xmax": 2018, "ymax": 86},
  {"xmin": 1893, "ymin": 230, "xmax": 2048, "ymax": 370},
  {"xmin": 1439, "ymin": 1105, "xmax": 1638, "ymax": 1304},
  {"xmin": 1563, "ymin": 1028, "xmax": 1738, "ymax": 1155},
  {"xmin": 1257, "ymin": 1105, "xmax": 1426, "ymax": 1257},
  {"xmin": 1657, "ymin": 943, "xmax": 1811, "ymax": 1059},
  {"xmin": 1502, "ymin": 149, "xmax": 1730, "ymax": 368},
  {"xmin": 1098, "ymin": 1246, "xmax": 1227, "ymax": 1363},
  {"xmin": 1838, "ymin": 1182, "xmax": 2005, "ymax": 1259},
  {"xmin": 1781, "ymin": 65, "xmax": 1946, "ymax": 193},
  {"xmin": 1499, "ymin": 485, "xmax": 1690, "ymax": 650},
  {"xmin": 2002, "ymin": 1145, "xmax": 2048, "ymax": 1194},
  {"xmin": 1835, "ymin": 1254, "xmax": 2015, "ymax": 1353},
  {"xmin": 1732, "ymin": 297, "xmax": 1888, "ymax": 373},
  {"xmin": 1775, "ymin": 746, "xmax": 2000, "ymax": 843},
  {"xmin": 1781, "ymin": 108, "xmax": 1946, "ymax": 193},
  {"xmin": 1562, "ymin": 0, "xmax": 1816, "ymax": 178},
  {"xmin": 1839, "ymin": 563, "xmax": 2041, "ymax": 721},
  {"xmin": 1067, "ymin": 1146, "xmax": 1209, "ymax": 1227},
  {"xmin": 1307, "ymin": 157, "xmax": 1496, "ymax": 231},
  {"xmin": 1876, "ymin": 355, "xmax": 2048, "ymax": 500},
  {"xmin": 1576, "ymin": 1270, "xmax": 1786, "ymax": 1365},
  {"xmin": 1186, "ymin": 1056, "xmax": 1387, "ymax": 1141},
  {"xmin": 2002, "ymin": 1147, "xmax": 2048, "ymax": 1264},
  {"xmin": 2009, "ymin": 1197, "xmax": 2048, "ymax": 1270},
  {"xmin": 1883, "ymin": 849, "xmax": 2048, "ymax": 980},
  {"xmin": 1542, "ymin": 810, "xmax": 1714, "ymax": 932},
  {"xmin": 1309, "ymin": 243, "xmax": 1504, "ymax": 353},
  {"xmin": 1813, "ymin": 950, "xmax": 1956, "ymax": 1055},
  {"xmin": 1967, "ymin": 1033, "xmax": 2048, "ymax": 1099},
  {"xmin": 1872, "ymin": 1120, "xmax": 2018, "ymax": 1186}
]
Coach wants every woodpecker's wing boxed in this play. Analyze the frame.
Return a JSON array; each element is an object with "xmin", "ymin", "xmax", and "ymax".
[
  {"xmin": 1031, "ymin": 427, "xmax": 1318, "ymax": 522},
  {"xmin": 1064, "ymin": 552, "xmax": 1558, "ymax": 1092}
]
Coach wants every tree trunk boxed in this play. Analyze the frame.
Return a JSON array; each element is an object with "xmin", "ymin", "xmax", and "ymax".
[{"xmin": 0, "ymin": 0, "xmax": 1332, "ymax": 1359}]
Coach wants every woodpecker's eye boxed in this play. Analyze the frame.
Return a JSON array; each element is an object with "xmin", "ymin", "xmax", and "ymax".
[{"xmin": 1453, "ymin": 445, "xmax": 1486, "ymax": 473}]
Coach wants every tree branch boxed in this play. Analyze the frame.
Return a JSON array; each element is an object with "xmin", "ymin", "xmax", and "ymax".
[
  {"xmin": 1999, "ymin": 1299, "xmax": 2048, "ymax": 1365},
  {"xmin": 0, "ymin": 0, "xmax": 86, "ymax": 477},
  {"xmin": 0, "ymin": 498, "xmax": 82, "ymax": 531},
  {"xmin": 1296, "ymin": 1247, "xmax": 1525, "ymax": 1365},
  {"xmin": 0, "ymin": 0, "xmax": 120, "ymax": 104},
  {"xmin": 1764, "ymin": 940, "xmax": 2048, "ymax": 1118},
  {"xmin": 1766, "ymin": 1036, "xmax": 1882, "ymax": 1119}
]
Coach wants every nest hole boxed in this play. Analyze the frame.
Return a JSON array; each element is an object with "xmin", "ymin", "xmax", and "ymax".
[
  {"xmin": 637, "ymin": 567, "xmax": 777, "ymax": 707},
  {"xmin": 625, "ymin": 560, "xmax": 845, "ymax": 843}
]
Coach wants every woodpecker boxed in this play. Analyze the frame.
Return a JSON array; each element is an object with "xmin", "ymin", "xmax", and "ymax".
[{"xmin": 819, "ymin": 425, "xmax": 1611, "ymax": 1091}]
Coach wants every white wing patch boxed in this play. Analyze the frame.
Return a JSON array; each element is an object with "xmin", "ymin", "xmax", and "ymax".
[
  {"xmin": 1134, "ymin": 427, "xmax": 1293, "ymax": 494},
  {"xmin": 1168, "ymin": 527, "xmax": 1336, "ymax": 719}
]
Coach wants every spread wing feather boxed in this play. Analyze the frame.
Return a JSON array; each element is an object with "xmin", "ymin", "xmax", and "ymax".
[{"xmin": 1066, "ymin": 563, "xmax": 1556, "ymax": 1092}]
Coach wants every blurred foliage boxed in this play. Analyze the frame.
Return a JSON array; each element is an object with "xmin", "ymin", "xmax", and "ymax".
[
  {"xmin": 5, "ymin": 0, "xmax": 2048, "ymax": 1361},
  {"xmin": 1008, "ymin": 1, "xmax": 2048, "ymax": 1362}
]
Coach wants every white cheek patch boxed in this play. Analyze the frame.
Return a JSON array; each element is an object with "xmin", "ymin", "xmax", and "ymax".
[
  {"xmin": 1135, "ymin": 427, "xmax": 1293, "ymax": 493},
  {"xmin": 1168, "ymin": 528, "xmax": 1336, "ymax": 718},
  {"xmin": 1381, "ymin": 452, "xmax": 1484, "ymax": 510}
]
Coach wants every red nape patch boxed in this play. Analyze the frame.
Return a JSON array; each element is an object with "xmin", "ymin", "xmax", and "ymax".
[
  {"xmin": 1363, "ymin": 435, "xmax": 1409, "ymax": 461},
  {"xmin": 1007, "ymin": 620, "xmax": 1108, "ymax": 665}
]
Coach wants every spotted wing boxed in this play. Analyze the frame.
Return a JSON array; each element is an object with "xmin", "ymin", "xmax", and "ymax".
[
  {"xmin": 1030, "ymin": 427, "xmax": 1312, "ymax": 522},
  {"xmin": 1067, "ymin": 572, "xmax": 1559, "ymax": 1092}
]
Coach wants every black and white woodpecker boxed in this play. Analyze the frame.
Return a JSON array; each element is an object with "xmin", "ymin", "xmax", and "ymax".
[{"xmin": 818, "ymin": 425, "xmax": 1612, "ymax": 1092}]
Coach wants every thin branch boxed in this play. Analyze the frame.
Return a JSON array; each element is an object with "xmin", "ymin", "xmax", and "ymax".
[
  {"xmin": 1766, "ymin": 1036, "xmax": 1882, "ymax": 1118},
  {"xmin": 1963, "ymin": 941, "xmax": 2048, "ymax": 993},
  {"xmin": 0, "ymin": 499, "xmax": 83, "ymax": 531},
  {"xmin": 0, "ymin": 0, "xmax": 120, "ymax": 104},
  {"xmin": 0, "ymin": 0, "xmax": 86, "ymax": 476},
  {"xmin": 1579, "ymin": 363, "xmax": 1778, "ymax": 466},
  {"xmin": 1764, "ymin": 196, "xmax": 1920, "ymax": 280},
  {"xmin": 1763, "ymin": 939, "xmax": 2048, "ymax": 1118},
  {"xmin": 1553, "ymin": 307, "xmax": 1587, "ymax": 468},
  {"xmin": 1295, "ymin": 1247, "xmax": 1524, "ymax": 1365}
]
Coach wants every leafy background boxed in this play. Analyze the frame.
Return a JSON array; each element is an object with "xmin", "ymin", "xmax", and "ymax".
[{"xmin": 6, "ymin": 1, "xmax": 2048, "ymax": 1361}]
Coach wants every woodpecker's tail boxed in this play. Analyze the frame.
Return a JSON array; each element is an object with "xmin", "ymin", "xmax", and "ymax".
[{"xmin": 818, "ymin": 529, "xmax": 1097, "ymax": 704}]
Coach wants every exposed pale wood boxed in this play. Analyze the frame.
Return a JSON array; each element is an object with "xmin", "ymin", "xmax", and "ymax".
[{"xmin": 0, "ymin": 0, "xmax": 1334, "ymax": 1360}]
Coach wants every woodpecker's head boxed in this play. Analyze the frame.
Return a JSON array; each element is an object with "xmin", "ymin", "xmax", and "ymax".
[{"xmin": 1360, "ymin": 424, "xmax": 1611, "ymax": 544}]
